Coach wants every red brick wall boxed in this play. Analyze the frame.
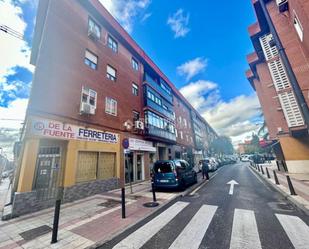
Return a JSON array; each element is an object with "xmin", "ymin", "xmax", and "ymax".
[
  {"xmin": 267, "ymin": 0, "xmax": 309, "ymax": 107},
  {"xmin": 173, "ymin": 96, "xmax": 194, "ymax": 147},
  {"xmin": 28, "ymin": 0, "xmax": 143, "ymax": 134},
  {"xmin": 254, "ymin": 63, "xmax": 289, "ymax": 139}
]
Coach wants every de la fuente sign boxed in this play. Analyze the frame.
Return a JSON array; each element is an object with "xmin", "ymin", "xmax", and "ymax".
[{"xmin": 31, "ymin": 118, "xmax": 119, "ymax": 144}]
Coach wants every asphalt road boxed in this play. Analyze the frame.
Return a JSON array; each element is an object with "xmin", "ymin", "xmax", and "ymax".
[{"xmin": 99, "ymin": 162, "xmax": 309, "ymax": 249}]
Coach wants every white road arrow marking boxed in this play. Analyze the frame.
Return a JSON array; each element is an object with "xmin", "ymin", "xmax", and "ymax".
[{"xmin": 227, "ymin": 180, "xmax": 239, "ymax": 195}]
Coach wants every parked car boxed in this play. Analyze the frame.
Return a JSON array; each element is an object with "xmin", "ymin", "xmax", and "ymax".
[
  {"xmin": 241, "ymin": 155, "xmax": 251, "ymax": 162},
  {"xmin": 209, "ymin": 157, "xmax": 218, "ymax": 171},
  {"xmin": 152, "ymin": 160, "xmax": 197, "ymax": 190}
]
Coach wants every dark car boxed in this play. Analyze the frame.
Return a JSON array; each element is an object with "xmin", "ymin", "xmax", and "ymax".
[{"xmin": 152, "ymin": 160, "xmax": 197, "ymax": 190}]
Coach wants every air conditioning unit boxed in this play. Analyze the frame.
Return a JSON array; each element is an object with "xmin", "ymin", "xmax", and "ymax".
[
  {"xmin": 134, "ymin": 121, "xmax": 144, "ymax": 130},
  {"xmin": 88, "ymin": 27, "xmax": 99, "ymax": 40},
  {"xmin": 277, "ymin": 127, "xmax": 283, "ymax": 133},
  {"xmin": 80, "ymin": 102, "xmax": 95, "ymax": 115},
  {"xmin": 276, "ymin": 0, "xmax": 288, "ymax": 13}
]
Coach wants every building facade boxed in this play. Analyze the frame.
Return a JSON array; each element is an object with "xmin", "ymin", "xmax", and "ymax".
[
  {"xmin": 11, "ymin": 0, "xmax": 217, "ymax": 217},
  {"xmin": 246, "ymin": 0, "xmax": 309, "ymax": 173}
]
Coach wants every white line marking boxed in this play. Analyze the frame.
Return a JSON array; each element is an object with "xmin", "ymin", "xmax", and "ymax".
[
  {"xmin": 276, "ymin": 214, "xmax": 309, "ymax": 249},
  {"xmin": 230, "ymin": 209, "xmax": 262, "ymax": 249},
  {"xmin": 229, "ymin": 184, "xmax": 234, "ymax": 195},
  {"xmin": 113, "ymin": 201, "xmax": 189, "ymax": 249},
  {"xmin": 168, "ymin": 204, "xmax": 217, "ymax": 249}
]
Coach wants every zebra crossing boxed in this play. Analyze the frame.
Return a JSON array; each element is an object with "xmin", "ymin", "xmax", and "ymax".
[{"xmin": 112, "ymin": 201, "xmax": 309, "ymax": 249}]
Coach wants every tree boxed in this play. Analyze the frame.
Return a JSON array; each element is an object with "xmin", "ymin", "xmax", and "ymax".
[{"xmin": 210, "ymin": 136, "xmax": 234, "ymax": 155}]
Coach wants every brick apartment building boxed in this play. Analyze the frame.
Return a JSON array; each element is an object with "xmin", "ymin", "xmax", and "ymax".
[
  {"xmin": 11, "ymin": 0, "xmax": 217, "ymax": 216},
  {"xmin": 246, "ymin": 0, "xmax": 309, "ymax": 173}
]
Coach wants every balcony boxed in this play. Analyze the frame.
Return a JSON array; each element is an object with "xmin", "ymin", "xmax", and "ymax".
[
  {"xmin": 145, "ymin": 98, "xmax": 175, "ymax": 121},
  {"xmin": 144, "ymin": 74, "xmax": 173, "ymax": 104},
  {"xmin": 145, "ymin": 124, "xmax": 176, "ymax": 143}
]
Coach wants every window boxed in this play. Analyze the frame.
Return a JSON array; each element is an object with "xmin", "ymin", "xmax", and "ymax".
[
  {"xmin": 133, "ymin": 111, "xmax": 140, "ymax": 121},
  {"xmin": 160, "ymin": 79, "xmax": 171, "ymax": 95},
  {"xmin": 107, "ymin": 65, "xmax": 117, "ymax": 81},
  {"xmin": 175, "ymin": 129, "xmax": 178, "ymax": 138},
  {"xmin": 108, "ymin": 35, "xmax": 118, "ymax": 53},
  {"xmin": 132, "ymin": 83, "xmax": 139, "ymax": 96},
  {"xmin": 155, "ymin": 96, "xmax": 162, "ymax": 106},
  {"xmin": 180, "ymin": 131, "xmax": 183, "ymax": 139},
  {"xmin": 88, "ymin": 18, "xmax": 101, "ymax": 40},
  {"xmin": 183, "ymin": 118, "xmax": 187, "ymax": 128},
  {"xmin": 190, "ymin": 136, "xmax": 193, "ymax": 143},
  {"xmin": 147, "ymin": 91, "xmax": 155, "ymax": 102},
  {"xmin": 145, "ymin": 111, "xmax": 175, "ymax": 133},
  {"xmin": 105, "ymin": 97, "xmax": 117, "ymax": 116},
  {"xmin": 293, "ymin": 11, "xmax": 303, "ymax": 41},
  {"xmin": 186, "ymin": 135, "xmax": 189, "ymax": 142},
  {"xmin": 132, "ymin": 58, "xmax": 139, "ymax": 71},
  {"xmin": 163, "ymin": 104, "xmax": 168, "ymax": 110},
  {"xmin": 81, "ymin": 86, "xmax": 97, "ymax": 107},
  {"xmin": 84, "ymin": 50, "xmax": 98, "ymax": 70}
]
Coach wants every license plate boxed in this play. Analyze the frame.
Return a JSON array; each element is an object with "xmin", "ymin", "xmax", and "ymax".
[{"xmin": 160, "ymin": 179, "xmax": 169, "ymax": 183}]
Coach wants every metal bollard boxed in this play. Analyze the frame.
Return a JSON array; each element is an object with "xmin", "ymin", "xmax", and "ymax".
[
  {"xmin": 261, "ymin": 166, "xmax": 265, "ymax": 175},
  {"xmin": 257, "ymin": 165, "xmax": 261, "ymax": 172},
  {"xmin": 51, "ymin": 187, "xmax": 63, "ymax": 244},
  {"xmin": 273, "ymin": 170, "xmax": 280, "ymax": 185},
  {"xmin": 286, "ymin": 176, "xmax": 297, "ymax": 195},
  {"xmin": 266, "ymin": 167, "xmax": 270, "ymax": 179},
  {"xmin": 121, "ymin": 188, "xmax": 126, "ymax": 219},
  {"xmin": 151, "ymin": 182, "xmax": 157, "ymax": 202}
]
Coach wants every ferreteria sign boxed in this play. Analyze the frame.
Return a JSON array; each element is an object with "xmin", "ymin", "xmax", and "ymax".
[{"xmin": 30, "ymin": 118, "xmax": 119, "ymax": 143}]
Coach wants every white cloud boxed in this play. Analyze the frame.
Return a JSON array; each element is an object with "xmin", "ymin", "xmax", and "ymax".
[
  {"xmin": 98, "ymin": 0, "xmax": 151, "ymax": 33},
  {"xmin": 177, "ymin": 57, "xmax": 207, "ymax": 81},
  {"xmin": 0, "ymin": 0, "xmax": 34, "ymax": 82},
  {"xmin": 180, "ymin": 80, "xmax": 218, "ymax": 109},
  {"xmin": 141, "ymin": 12, "xmax": 152, "ymax": 23},
  {"xmin": 0, "ymin": 98, "xmax": 28, "ymax": 160},
  {"xmin": 179, "ymin": 80, "xmax": 262, "ymax": 146},
  {"xmin": 167, "ymin": 9, "xmax": 190, "ymax": 38}
]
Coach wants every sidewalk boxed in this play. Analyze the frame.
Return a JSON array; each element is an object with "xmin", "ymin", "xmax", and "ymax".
[
  {"xmin": 251, "ymin": 162, "xmax": 309, "ymax": 213},
  {"xmin": 0, "ymin": 172, "xmax": 212, "ymax": 249}
]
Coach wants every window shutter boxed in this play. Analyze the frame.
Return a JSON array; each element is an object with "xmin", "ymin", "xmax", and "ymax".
[
  {"xmin": 268, "ymin": 58, "xmax": 290, "ymax": 91},
  {"xmin": 107, "ymin": 65, "xmax": 116, "ymax": 77},
  {"xmin": 278, "ymin": 91, "xmax": 304, "ymax": 127},
  {"xmin": 260, "ymin": 34, "xmax": 278, "ymax": 61},
  {"xmin": 85, "ymin": 50, "xmax": 97, "ymax": 64}
]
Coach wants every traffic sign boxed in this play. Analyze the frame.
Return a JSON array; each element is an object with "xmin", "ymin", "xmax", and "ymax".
[{"xmin": 122, "ymin": 138, "xmax": 129, "ymax": 149}]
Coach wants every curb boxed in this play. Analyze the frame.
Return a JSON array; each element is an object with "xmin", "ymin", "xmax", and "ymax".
[
  {"xmin": 249, "ymin": 165, "xmax": 309, "ymax": 216},
  {"xmin": 89, "ymin": 171, "xmax": 216, "ymax": 249}
]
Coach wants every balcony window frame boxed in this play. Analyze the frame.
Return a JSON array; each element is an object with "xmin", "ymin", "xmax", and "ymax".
[
  {"xmin": 81, "ymin": 86, "xmax": 97, "ymax": 108},
  {"xmin": 88, "ymin": 17, "xmax": 101, "ymax": 40},
  {"xmin": 132, "ymin": 83, "xmax": 139, "ymax": 96},
  {"xmin": 293, "ymin": 10, "xmax": 304, "ymax": 41},
  {"xmin": 132, "ymin": 57, "xmax": 139, "ymax": 71}
]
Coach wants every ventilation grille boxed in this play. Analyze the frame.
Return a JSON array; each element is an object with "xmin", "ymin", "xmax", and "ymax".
[{"xmin": 278, "ymin": 91, "xmax": 304, "ymax": 127}]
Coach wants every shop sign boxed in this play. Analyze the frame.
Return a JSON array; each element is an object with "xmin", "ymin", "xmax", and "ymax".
[
  {"xmin": 31, "ymin": 118, "xmax": 119, "ymax": 144},
  {"xmin": 129, "ymin": 138, "xmax": 156, "ymax": 152}
]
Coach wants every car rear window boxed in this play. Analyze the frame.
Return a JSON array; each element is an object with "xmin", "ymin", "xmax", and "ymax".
[{"xmin": 154, "ymin": 162, "xmax": 173, "ymax": 173}]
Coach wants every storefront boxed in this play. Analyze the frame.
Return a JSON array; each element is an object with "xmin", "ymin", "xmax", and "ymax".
[
  {"xmin": 12, "ymin": 116, "xmax": 121, "ymax": 217},
  {"xmin": 124, "ymin": 138, "xmax": 156, "ymax": 184}
]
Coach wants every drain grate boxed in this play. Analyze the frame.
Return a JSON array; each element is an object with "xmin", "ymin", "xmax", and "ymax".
[
  {"xmin": 19, "ymin": 225, "xmax": 52, "ymax": 241},
  {"xmin": 276, "ymin": 203, "xmax": 295, "ymax": 211},
  {"xmin": 98, "ymin": 199, "xmax": 122, "ymax": 208}
]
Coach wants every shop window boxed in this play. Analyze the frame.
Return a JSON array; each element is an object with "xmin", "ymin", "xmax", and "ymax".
[
  {"xmin": 98, "ymin": 152, "xmax": 116, "ymax": 180},
  {"xmin": 76, "ymin": 152, "xmax": 97, "ymax": 182}
]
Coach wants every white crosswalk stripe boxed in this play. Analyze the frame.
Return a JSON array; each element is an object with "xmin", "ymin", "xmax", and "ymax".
[
  {"xmin": 276, "ymin": 214, "xmax": 309, "ymax": 249},
  {"xmin": 168, "ymin": 204, "xmax": 217, "ymax": 249},
  {"xmin": 229, "ymin": 209, "xmax": 262, "ymax": 249},
  {"xmin": 113, "ymin": 201, "xmax": 189, "ymax": 249}
]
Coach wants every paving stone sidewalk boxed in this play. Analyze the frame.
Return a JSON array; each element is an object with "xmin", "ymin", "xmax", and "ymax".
[
  {"xmin": 254, "ymin": 162, "xmax": 309, "ymax": 211},
  {"xmin": 0, "ymin": 181, "xmax": 178, "ymax": 249}
]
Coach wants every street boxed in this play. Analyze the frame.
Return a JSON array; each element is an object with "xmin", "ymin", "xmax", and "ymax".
[{"xmin": 99, "ymin": 162, "xmax": 309, "ymax": 249}]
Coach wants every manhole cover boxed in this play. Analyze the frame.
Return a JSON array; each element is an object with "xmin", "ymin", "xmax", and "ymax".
[
  {"xmin": 20, "ymin": 225, "xmax": 52, "ymax": 241},
  {"xmin": 143, "ymin": 202, "xmax": 159, "ymax": 208},
  {"xmin": 268, "ymin": 202, "xmax": 295, "ymax": 212},
  {"xmin": 98, "ymin": 199, "xmax": 122, "ymax": 208}
]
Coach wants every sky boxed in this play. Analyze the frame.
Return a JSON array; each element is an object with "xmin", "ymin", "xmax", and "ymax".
[{"xmin": 0, "ymin": 0, "xmax": 262, "ymax": 159}]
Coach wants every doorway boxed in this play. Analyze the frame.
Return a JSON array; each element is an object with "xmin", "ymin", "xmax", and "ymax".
[{"xmin": 125, "ymin": 152, "xmax": 145, "ymax": 184}]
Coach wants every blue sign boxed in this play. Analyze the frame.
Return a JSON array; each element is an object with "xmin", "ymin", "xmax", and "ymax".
[{"xmin": 122, "ymin": 138, "xmax": 129, "ymax": 149}]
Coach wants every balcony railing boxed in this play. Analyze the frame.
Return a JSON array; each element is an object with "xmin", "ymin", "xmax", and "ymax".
[
  {"xmin": 145, "ymin": 98, "xmax": 175, "ymax": 121},
  {"xmin": 145, "ymin": 124, "xmax": 176, "ymax": 143},
  {"xmin": 144, "ymin": 74, "xmax": 173, "ymax": 104}
]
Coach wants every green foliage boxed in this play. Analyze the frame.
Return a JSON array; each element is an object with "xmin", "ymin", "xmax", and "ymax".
[{"xmin": 210, "ymin": 136, "xmax": 234, "ymax": 155}]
